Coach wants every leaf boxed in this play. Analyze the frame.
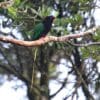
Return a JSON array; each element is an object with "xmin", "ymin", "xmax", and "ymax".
[
  {"xmin": 8, "ymin": 7, "xmax": 17, "ymax": 18},
  {"xmin": 34, "ymin": 48, "xmax": 38, "ymax": 61},
  {"xmin": 38, "ymin": 5, "xmax": 53, "ymax": 17},
  {"xmin": 81, "ymin": 46, "xmax": 100, "ymax": 60},
  {"xmin": 14, "ymin": 0, "xmax": 21, "ymax": 7},
  {"xmin": 93, "ymin": 29, "xmax": 100, "ymax": 41}
]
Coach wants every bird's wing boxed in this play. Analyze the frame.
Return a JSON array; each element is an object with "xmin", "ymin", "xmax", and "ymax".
[{"xmin": 31, "ymin": 23, "xmax": 44, "ymax": 40}]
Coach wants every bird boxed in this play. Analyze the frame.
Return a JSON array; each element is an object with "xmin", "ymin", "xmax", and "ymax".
[{"xmin": 31, "ymin": 16, "xmax": 55, "ymax": 40}]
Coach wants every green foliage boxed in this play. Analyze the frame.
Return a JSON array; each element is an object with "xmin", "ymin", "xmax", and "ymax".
[
  {"xmin": 38, "ymin": 5, "xmax": 53, "ymax": 17},
  {"xmin": 14, "ymin": 0, "xmax": 21, "ymax": 7},
  {"xmin": 8, "ymin": 7, "xmax": 17, "ymax": 18},
  {"xmin": 49, "ymin": 63, "xmax": 57, "ymax": 77},
  {"xmin": 93, "ymin": 29, "xmax": 100, "ymax": 41},
  {"xmin": 80, "ymin": 29, "xmax": 100, "ymax": 61},
  {"xmin": 72, "ymin": 14, "xmax": 83, "ymax": 26},
  {"xmin": 81, "ymin": 46, "xmax": 100, "ymax": 60},
  {"xmin": 7, "ymin": 0, "xmax": 20, "ymax": 18}
]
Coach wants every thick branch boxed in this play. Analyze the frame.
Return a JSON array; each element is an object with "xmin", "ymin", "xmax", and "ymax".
[{"xmin": 0, "ymin": 26, "xmax": 99, "ymax": 47}]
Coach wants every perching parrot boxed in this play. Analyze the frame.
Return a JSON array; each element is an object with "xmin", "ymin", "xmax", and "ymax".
[{"xmin": 31, "ymin": 16, "xmax": 55, "ymax": 40}]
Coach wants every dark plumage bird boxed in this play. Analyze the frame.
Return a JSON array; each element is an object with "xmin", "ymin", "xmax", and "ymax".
[{"xmin": 31, "ymin": 16, "xmax": 55, "ymax": 40}]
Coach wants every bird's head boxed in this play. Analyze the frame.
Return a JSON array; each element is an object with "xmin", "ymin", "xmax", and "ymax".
[{"xmin": 43, "ymin": 16, "xmax": 55, "ymax": 23}]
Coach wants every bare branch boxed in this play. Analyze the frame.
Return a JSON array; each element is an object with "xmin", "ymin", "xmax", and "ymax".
[
  {"xmin": 0, "ymin": 63, "xmax": 41, "ymax": 92},
  {"xmin": 50, "ymin": 78, "xmax": 67, "ymax": 98},
  {"xmin": 0, "ymin": 26, "xmax": 100, "ymax": 47}
]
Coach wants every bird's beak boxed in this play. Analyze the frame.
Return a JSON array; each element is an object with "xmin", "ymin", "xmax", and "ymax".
[{"xmin": 53, "ymin": 16, "xmax": 55, "ymax": 20}]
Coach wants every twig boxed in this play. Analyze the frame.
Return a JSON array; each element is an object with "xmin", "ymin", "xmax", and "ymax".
[{"xmin": 68, "ymin": 41, "xmax": 100, "ymax": 47}]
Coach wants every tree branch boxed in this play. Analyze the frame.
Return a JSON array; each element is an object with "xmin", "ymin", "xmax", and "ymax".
[
  {"xmin": 0, "ymin": 0, "xmax": 14, "ymax": 8},
  {"xmin": 0, "ymin": 26, "xmax": 100, "ymax": 47},
  {"xmin": 50, "ymin": 78, "xmax": 67, "ymax": 98}
]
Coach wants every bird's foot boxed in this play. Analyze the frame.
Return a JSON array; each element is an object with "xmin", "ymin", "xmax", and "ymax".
[{"xmin": 40, "ymin": 37, "xmax": 46, "ymax": 41}]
